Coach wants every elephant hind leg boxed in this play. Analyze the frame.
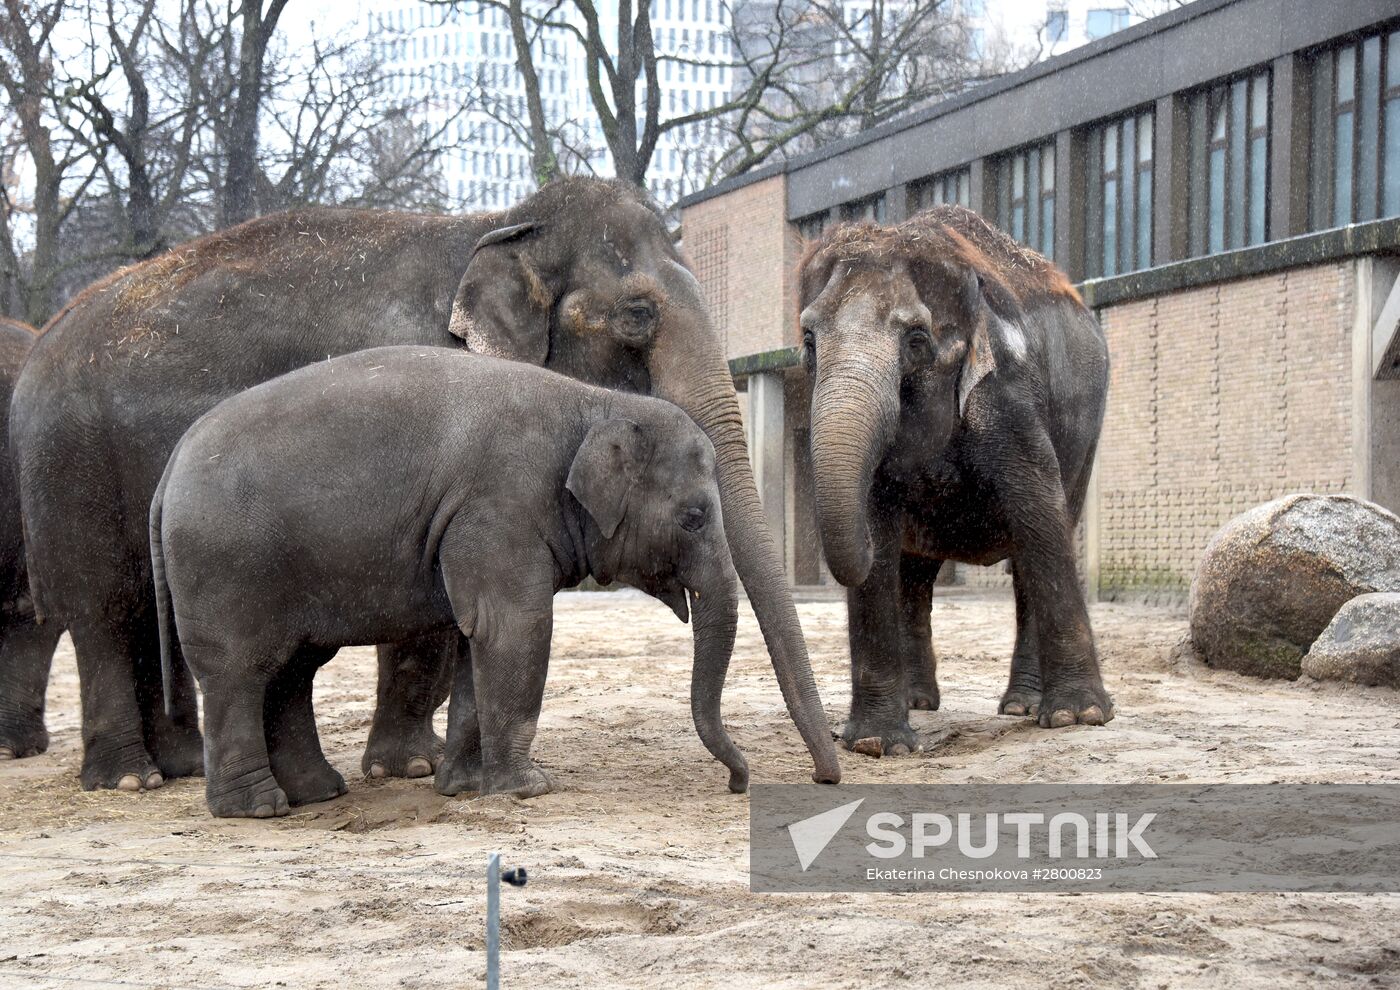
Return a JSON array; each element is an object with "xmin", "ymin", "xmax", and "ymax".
[
  {"xmin": 898, "ymin": 554, "xmax": 941, "ymax": 712},
  {"xmin": 363, "ymin": 631, "xmax": 452, "ymax": 780},
  {"xmin": 135, "ymin": 610, "xmax": 203, "ymax": 780},
  {"xmin": 201, "ymin": 665, "xmax": 288, "ymax": 819},
  {"xmin": 266, "ymin": 647, "xmax": 345, "ymax": 807},
  {"xmin": 999, "ymin": 563, "xmax": 1043, "ymax": 717},
  {"xmin": 0, "ymin": 613, "xmax": 61, "ymax": 760}
]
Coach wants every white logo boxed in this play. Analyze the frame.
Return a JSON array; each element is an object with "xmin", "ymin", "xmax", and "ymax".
[{"xmin": 787, "ymin": 798, "xmax": 865, "ymax": 871}]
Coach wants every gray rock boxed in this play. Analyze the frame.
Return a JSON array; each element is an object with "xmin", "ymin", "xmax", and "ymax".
[
  {"xmin": 1188, "ymin": 494, "xmax": 1400, "ymax": 679},
  {"xmin": 1301, "ymin": 593, "xmax": 1400, "ymax": 687}
]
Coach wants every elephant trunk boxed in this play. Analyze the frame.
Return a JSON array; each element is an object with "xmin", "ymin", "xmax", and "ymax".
[
  {"xmin": 650, "ymin": 260, "xmax": 840, "ymax": 785},
  {"xmin": 687, "ymin": 557, "xmax": 747, "ymax": 793},
  {"xmin": 810, "ymin": 340, "xmax": 901, "ymax": 588}
]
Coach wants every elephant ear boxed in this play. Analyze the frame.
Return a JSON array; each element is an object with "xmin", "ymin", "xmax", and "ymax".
[
  {"xmin": 566, "ymin": 418, "xmax": 651, "ymax": 539},
  {"xmin": 449, "ymin": 221, "xmax": 551, "ymax": 364},
  {"xmin": 956, "ymin": 270, "xmax": 997, "ymax": 417}
]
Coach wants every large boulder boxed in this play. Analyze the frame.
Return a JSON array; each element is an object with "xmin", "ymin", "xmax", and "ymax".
[
  {"xmin": 1301, "ymin": 593, "xmax": 1400, "ymax": 687},
  {"xmin": 1189, "ymin": 494, "xmax": 1400, "ymax": 679}
]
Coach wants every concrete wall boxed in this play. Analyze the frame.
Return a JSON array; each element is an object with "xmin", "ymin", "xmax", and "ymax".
[
  {"xmin": 1093, "ymin": 261, "xmax": 1359, "ymax": 601},
  {"xmin": 681, "ymin": 174, "xmax": 802, "ymax": 361}
]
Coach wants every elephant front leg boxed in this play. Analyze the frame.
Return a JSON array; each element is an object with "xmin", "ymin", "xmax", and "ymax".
[
  {"xmin": 435, "ymin": 637, "xmax": 482, "ymax": 797},
  {"xmin": 899, "ymin": 554, "xmax": 941, "ymax": 712},
  {"xmin": 1000, "ymin": 437, "xmax": 1112, "ymax": 728},
  {"xmin": 841, "ymin": 526, "xmax": 920, "ymax": 756},
  {"xmin": 999, "ymin": 564, "xmax": 1043, "ymax": 717},
  {"xmin": 363, "ymin": 631, "xmax": 453, "ymax": 779},
  {"xmin": 472, "ymin": 604, "xmax": 555, "ymax": 799}
]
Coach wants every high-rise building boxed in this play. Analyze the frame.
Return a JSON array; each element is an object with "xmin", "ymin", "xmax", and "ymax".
[{"xmin": 364, "ymin": 0, "xmax": 732, "ymax": 210}]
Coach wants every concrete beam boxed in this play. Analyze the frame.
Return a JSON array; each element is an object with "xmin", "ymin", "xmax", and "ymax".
[{"xmin": 1372, "ymin": 258, "xmax": 1400, "ymax": 380}]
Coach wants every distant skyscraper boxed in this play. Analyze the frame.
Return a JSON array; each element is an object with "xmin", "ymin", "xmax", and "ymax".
[{"xmin": 364, "ymin": 0, "xmax": 732, "ymax": 211}]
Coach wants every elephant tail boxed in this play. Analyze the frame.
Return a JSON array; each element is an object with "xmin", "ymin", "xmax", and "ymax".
[{"xmin": 150, "ymin": 449, "xmax": 178, "ymax": 717}]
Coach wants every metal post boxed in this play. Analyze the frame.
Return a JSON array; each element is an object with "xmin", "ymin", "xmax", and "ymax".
[{"xmin": 486, "ymin": 851, "xmax": 501, "ymax": 990}]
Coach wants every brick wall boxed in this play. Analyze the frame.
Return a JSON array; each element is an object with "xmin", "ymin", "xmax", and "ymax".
[
  {"xmin": 1095, "ymin": 261, "xmax": 1356, "ymax": 602},
  {"xmin": 680, "ymin": 176, "xmax": 802, "ymax": 361}
]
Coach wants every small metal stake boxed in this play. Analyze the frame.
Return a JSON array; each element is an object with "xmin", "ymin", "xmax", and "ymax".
[
  {"xmin": 486, "ymin": 852, "xmax": 528, "ymax": 990},
  {"xmin": 486, "ymin": 852, "xmax": 501, "ymax": 990}
]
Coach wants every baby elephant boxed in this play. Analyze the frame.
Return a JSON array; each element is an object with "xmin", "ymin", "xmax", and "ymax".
[{"xmin": 151, "ymin": 347, "xmax": 747, "ymax": 818}]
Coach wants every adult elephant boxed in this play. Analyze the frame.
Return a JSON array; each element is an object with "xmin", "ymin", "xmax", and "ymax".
[
  {"xmin": 10, "ymin": 177, "xmax": 840, "ymax": 791},
  {"xmin": 0, "ymin": 316, "xmax": 63, "ymax": 760},
  {"xmin": 798, "ymin": 206, "xmax": 1111, "ymax": 755}
]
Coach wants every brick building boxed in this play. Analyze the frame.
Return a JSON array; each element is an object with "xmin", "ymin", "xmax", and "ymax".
[{"xmin": 678, "ymin": 0, "xmax": 1400, "ymax": 602}]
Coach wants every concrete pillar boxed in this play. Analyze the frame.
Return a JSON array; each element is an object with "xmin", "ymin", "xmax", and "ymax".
[
  {"xmin": 968, "ymin": 158, "xmax": 991, "ymax": 221},
  {"xmin": 1353, "ymin": 258, "xmax": 1377, "ymax": 503},
  {"xmin": 1053, "ymin": 129, "xmax": 1086, "ymax": 283},
  {"xmin": 1270, "ymin": 53, "xmax": 1312, "ymax": 240},
  {"xmin": 886, "ymin": 183, "xmax": 910, "ymax": 223},
  {"xmin": 748, "ymin": 370, "xmax": 788, "ymax": 582},
  {"xmin": 1153, "ymin": 94, "xmax": 1190, "ymax": 266}
]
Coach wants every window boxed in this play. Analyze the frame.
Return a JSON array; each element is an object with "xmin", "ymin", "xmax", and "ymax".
[
  {"xmin": 797, "ymin": 212, "xmax": 829, "ymax": 241},
  {"xmin": 994, "ymin": 142, "xmax": 1056, "ymax": 259},
  {"xmin": 1046, "ymin": 10, "xmax": 1068, "ymax": 43},
  {"xmin": 1309, "ymin": 28, "xmax": 1400, "ymax": 228},
  {"xmin": 909, "ymin": 167, "xmax": 971, "ymax": 212},
  {"xmin": 1186, "ymin": 70, "xmax": 1270, "ymax": 255},
  {"xmin": 1085, "ymin": 111, "xmax": 1153, "ymax": 278},
  {"xmin": 840, "ymin": 193, "xmax": 887, "ymax": 224},
  {"xmin": 1085, "ymin": 7, "xmax": 1129, "ymax": 40}
]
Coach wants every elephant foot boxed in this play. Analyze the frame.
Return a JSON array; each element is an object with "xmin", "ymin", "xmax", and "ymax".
[
  {"xmin": 1037, "ymin": 678, "xmax": 1113, "ymax": 728},
  {"xmin": 433, "ymin": 749, "xmax": 482, "ymax": 797},
  {"xmin": 206, "ymin": 768, "xmax": 290, "ymax": 819},
  {"xmin": 362, "ymin": 719, "xmax": 444, "ymax": 780},
  {"xmin": 839, "ymin": 714, "xmax": 921, "ymax": 757},
  {"xmin": 0, "ymin": 711, "xmax": 49, "ymax": 760},
  {"xmin": 148, "ymin": 723, "xmax": 205, "ymax": 779},
  {"xmin": 280, "ymin": 761, "xmax": 348, "ymax": 807},
  {"xmin": 999, "ymin": 687, "xmax": 1042, "ymax": 718},
  {"xmin": 484, "ymin": 759, "xmax": 553, "ymax": 799},
  {"xmin": 80, "ymin": 740, "xmax": 165, "ymax": 792},
  {"xmin": 906, "ymin": 680, "xmax": 940, "ymax": 712}
]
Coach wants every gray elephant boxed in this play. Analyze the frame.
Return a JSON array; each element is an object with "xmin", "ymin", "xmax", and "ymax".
[
  {"xmin": 152, "ymin": 347, "xmax": 747, "ymax": 818},
  {"xmin": 798, "ymin": 206, "xmax": 1111, "ymax": 755},
  {"xmin": 11, "ymin": 177, "xmax": 838, "ymax": 791},
  {"xmin": 0, "ymin": 317, "xmax": 63, "ymax": 760}
]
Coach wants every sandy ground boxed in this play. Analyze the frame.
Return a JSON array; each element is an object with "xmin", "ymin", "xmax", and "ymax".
[{"xmin": 2, "ymin": 590, "xmax": 1400, "ymax": 989}]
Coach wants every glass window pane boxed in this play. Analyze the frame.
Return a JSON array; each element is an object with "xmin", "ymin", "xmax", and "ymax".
[
  {"xmin": 1229, "ymin": 80, "xmax": 1247, "ymax": 248},
  {"xmin": 1138, "ymin": 113, "xmax": 1153, "ymax": 162},
  {"xmin": 1042, "ymin": 197, "xmax": 1055, "ymax": 259},
  {"xmin": 957, "ymin": 172, "xmax": 969, "ymax": 206},
  {"xmin": 1209, "ymin": 146, "xmax": 1226, "ymax": 253},
  {"xmin": 1338, "ymin": 44, "xmax": 1356, "ymax": 104},
  {"xmin": 1120, "ymin": 119, "xmax": 1135, "ymax": 273},
  {"xmin": 1310, "ymin": 50, "xmax": 1333, "ymax": 229},
  {"xmin": 1013, "ymin": 204, "xmax": 1025, "ymax": 241},
  {"xmin": 1013, "ymin": 153, "xmax": 1025, "ymax": 197},
  {"xmin": 1104, "ymin": 177, "xmax": 1118, "ymax": 277},
  {"xmin": 1358, "ymin": 36, "xmax": 1381, "ymax": 221},
  {"xmin": 1390, "ymin": 30, "xmax": 1400, "ymax": 87},
  {"xmin": 1250, "ymin": 73, "xmax": 1268, "ymax": 130},
  {"xmin": 1137, "ymin": 169, "xmax": 1152, "ymax": 268},
  {"xmin": 1334, "ymin": 109, "xmax": 1354, "ymax": 225},
  {"xmin": 1386, "ymin": 98, "xmax": 1400, "ymax": 217},
  {"xmin": 1104, "ymin": 124, "xmax": 1118, "ymax": 169},
  {"xmin": 1042, "ymin": 144, "xmax": 1056, "ymax": 191}
]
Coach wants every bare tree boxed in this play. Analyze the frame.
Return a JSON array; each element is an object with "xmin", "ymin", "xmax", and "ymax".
[
  {"xmin": 0, "ymin": 0, "xmax": 103, "ymax": 324},
  {"xmin": 435, "ymin": 0, "xmax": 988, "ymax": 196},
  {"xmin": 222, "ymin": 0, "xmax": 289, "ymax": 227}
]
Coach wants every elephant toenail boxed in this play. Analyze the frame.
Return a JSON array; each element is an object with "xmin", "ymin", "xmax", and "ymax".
[
  {"xmin": 1003, "ymin": 703, "xmax": 1026, "ymax": 716},
  {"xmin": 252, "ymin": 804, "xmax": 275, "ymax": 818},
  {"xmin": 889, "ymin": 743, "xmax": 910, "ymax": 756},
  {"xmin": 1081, "ymin": 706, "xmax": 1105, "ymax": 725},
  {"xmin": 117, "ymin": 774, "xmax": 142, "ymax": 791},
  {"xmin": 406, "ymin": 757, "xmax": 433, "ymax": 778},
  {"xmin": 368, "ymin": 762, "xmax": 386, "ymax": 779},
  {"xmin": 1050, "ymin": 709, "xmax": 1075, "ymax": 728},
  {"xmin": 144, "ymin": 772, "xmax": 164, "ymax": 790},
  {"xmin": 0, "ymin": 747, "xmax": 14, "ymax": 760}
]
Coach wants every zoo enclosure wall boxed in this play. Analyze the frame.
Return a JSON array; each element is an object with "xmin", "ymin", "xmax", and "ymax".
[{"xmin": 678, "ymin": 0, "xmax": 1400, "ymax": 604}]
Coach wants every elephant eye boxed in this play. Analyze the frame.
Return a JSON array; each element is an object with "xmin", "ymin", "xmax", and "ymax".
[
  {"xmin": 801, "ymin": 329, "xmax": 816, "ymax": 371},
  {"xmin": 679, "ymin": 505, "xmax": 707, "ymax": 533}
]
